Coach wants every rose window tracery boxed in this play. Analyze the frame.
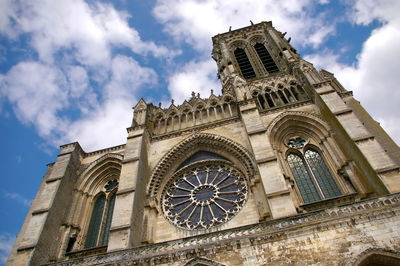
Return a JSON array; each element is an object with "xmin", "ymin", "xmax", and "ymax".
[{"xmin": 162, "ymin": 161, "xmax": 247, "ymax": 230}]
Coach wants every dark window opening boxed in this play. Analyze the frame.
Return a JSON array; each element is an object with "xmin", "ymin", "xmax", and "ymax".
[
  {"xmin": 66, "ymin": 236, "xmax": 76, "ymax": 253},
  {"xmin": 297, "ymin": 85, "xmax": 308, "ymax": 99},
  {"xmin": 278, "ymin": 90, "xmax": 289, "ymax": 104},
  {"xmin": 178, "ymin": 151, "xmax": 229, "ymax": 170},
  {"xmin": 85, "ymin": 194, "xmax": 106, "ymax": 248},
  {"xmin": 290, "ymin": 87, "xmax": 299, "ymax": 101},
  {"xmin": 265, "ymin": 94, "xmax": 275, "ymax": 107},
  {"xmin": 258, "ymin": 95, "xmax": 266, "ymax": 109},
  {"xmin": 234, "ymin": 48, "xmax": 256, "ymax": 79},
  {"xmin": 254, "ymin": 43, "xmax": 279, "ymax": 74},
  {"xmin": 284, "ymin": 88, "xmax": 294, "ymax": 102}
]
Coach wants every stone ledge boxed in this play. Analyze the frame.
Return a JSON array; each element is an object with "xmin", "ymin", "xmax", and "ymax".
[
  {"xmin": 256, "ymin": 156, "xmax": 277, "ymax": 164},
  {"xmin": 109, "ymin": 224, "xmax": 131, "ymax": 232},
  {"xmin": 354, "ymin": 134, "xmax": 375, "ymax": 143},
  {"xmin": 17, "ymin": 244, "xmax": 36, "ymax": 252},
  {"xmin": 247, "ymin": 128, "xmax": 266, "ymax": 136},
  {"xmin": 46, "ymin": 176, "xmax": 62, "ymax": 183},
  {"xmin": 266, "ymin": 189, "xmax": 290, "ymax": 198},
  {"xmin": 376, "ymin": 165, "xmax": 399, "ymax": 174},
  {"xmin": 116, "ymin": 188, "xmax": 135, "ymax": 196},
  {"xmin": 32, "ymin": 208, "xmax": 49, "ymax": 216},
  {"xmin": 122, "ymin": 157, "xmax": 139, "ymax": 164},
  {"xmin": 333, "ymin": 108, "xmax": 352, "ymax": 116}
]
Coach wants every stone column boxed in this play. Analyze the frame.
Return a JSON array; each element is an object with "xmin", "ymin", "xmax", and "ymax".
[
  {"xmin": 107, "ymin": 99, "xmax": 150, "ymax": 250},
  {"xmin": 239, "ymin": 100, "xmax": 297, "ymax": 219},
  {"xmin": 7, "ymin": 143, "xmax": 82, "ymax": 265}
]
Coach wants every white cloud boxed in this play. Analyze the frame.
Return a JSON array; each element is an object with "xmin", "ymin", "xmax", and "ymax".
[
  {"xmin": 153, "ymin": 0, "xmax": 335, "ymax": 53},
  {"xmin": 349, "ymin": 0, "xmax": 400, "ymax": 25},
  {"xmin": 0, "ymin": 61, "xmax": 69, "ymax": 137},
  {"xmin": 168, "ymin": 60, "xmax": 220, "ymax": 104},
  {"xmin": 62, "ymin": 98, "xmax": 133, "ymax": 151},
  {"xmin": 0, "ymin": 0, "xmax": 18, "ymax": 38},
  {"xmin": 0, "ymin": 233, "xmax": 15, "ymax": 264},
  {"xmin": 104, "ymin": 55, "xmax": 157, "ymax": 100},
  {"xmin": 0, "ymin": 0, "xmax": 176, "ymax": 66},
  {"xmin": 0, "ymin": 1, "xmax": 176, "ymax": 152},
  {"xmin": 2, "ymin": 190, "xmax": 32, "ymax": 207},
  {"xmin": 304, "ymin": 0, "xmax": 400, "ymax": 145}
]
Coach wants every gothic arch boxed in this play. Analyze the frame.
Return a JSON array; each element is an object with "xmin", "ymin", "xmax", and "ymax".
[
  {"xmin": 350, "ymin": 248, "xmax": 400, "ymax": 266},
  {"xmin": 147, "ymin": 133, "xmax": 257, "ymax": 201},
  {"xmin": 267, "ymin": 111, "xmax": 350, "ymax": 205},
  {"xmin": 185, "ymin": 257, "xmax": 225, "ymax": 266},
  {"xmin": 77, "ymin": 153, "xmax": 123, "ymax": 195},
  {"xmin": 267, "ymin": 111, "xmax": 331, "ymax": 150}
]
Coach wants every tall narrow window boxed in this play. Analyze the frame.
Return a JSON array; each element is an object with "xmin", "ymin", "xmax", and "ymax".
[
  {"xmin": 234, "ymin": 48, "xmax": 256, "ymax": 79},
  {"xmin": 254, "ymin": 43, "xmax": 279, "ymax": 74},
  {"xmin": 286, "ymin": 137, "xmax": 341, "ymax": 204},
  {"xmin": 84, "ymin": 180, "xmax": 118, "ymax": 249},
  {"xmin": 85, "ymin": 194, "xmax": 106, "ymax": 248}
]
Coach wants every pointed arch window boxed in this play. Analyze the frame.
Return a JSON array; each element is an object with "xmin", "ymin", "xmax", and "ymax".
[
  {"xmin": 286, "ymin": 137, "xmax": 341, "ymax": 204},
  {"xmin": 254, "ymin": 43, "xmax": 279, "ymax": 74},
  {"xmin": 234, "ymin": 48, "xmax": 256, "ymax": 79},
  {"xmin": 84, "ymin": 180, "xmax": 118, "ymax": 249}
]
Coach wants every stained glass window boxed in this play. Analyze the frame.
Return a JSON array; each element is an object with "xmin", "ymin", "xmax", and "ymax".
[
  {"xmin": 162, "ymin": 162, "xmax": 247, "ymax": 230},
  {"xmin": 85, "ymin": 194, "xmax": 106, "ymax": 248},
  {"xmin": 102, "ymin": 193, "xmax": 116, "ymax": 246},
  {"xmin": 85, "ymin": 180, "xmax": 118, "ymax": 249},
  {"xmin": 287, "ymin": 138, "xmax": 341, "ymax": 204}
]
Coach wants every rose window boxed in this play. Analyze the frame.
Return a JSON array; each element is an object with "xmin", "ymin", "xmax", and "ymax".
[{"xmin": 162, "ymin": 162, "xmax": 247, "ymax": 230}]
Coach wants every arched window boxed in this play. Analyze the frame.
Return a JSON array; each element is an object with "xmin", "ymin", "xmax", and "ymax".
[
  {"xmin": 254, "ymin": 43, "xmax": 279, "ymax": 74},
  {"xmin": 286, "ymin": 137, "xmax": 341, "ymax": 204},
  {"xmin": 234, "ymin": 48, "xmax": 256, "ymax": 79},
  {"xmin": 84, "ymin": 179, "xmax": 118, "ymax": 248}
]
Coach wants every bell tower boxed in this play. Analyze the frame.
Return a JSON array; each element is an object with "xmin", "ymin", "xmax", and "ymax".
[{"xmin": 212, "ymin": 21, "xmax": 299, "ymax": 101}]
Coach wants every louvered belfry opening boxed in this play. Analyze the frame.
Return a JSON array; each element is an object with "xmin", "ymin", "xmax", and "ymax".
[
  {"xmin": 254, "ymin": 43, "xmax": 279, "ymax": 74},
  {"xmin": 234, "ymin": 48, "xmax": 256, "ymax": 79}
]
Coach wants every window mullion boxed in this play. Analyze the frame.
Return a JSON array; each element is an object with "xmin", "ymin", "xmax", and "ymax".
[
  {"xmin": 303, "ymin": 152, "xmax": 325, "ymax": 199},
  {"xmin": 96, "ymin": 197, "xmax": 108, "ymax": 246}
]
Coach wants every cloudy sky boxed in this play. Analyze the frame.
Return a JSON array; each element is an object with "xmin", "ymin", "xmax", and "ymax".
[{"xmin": 0, "ymin": 0, "xmax": 399, "ymax": 262}]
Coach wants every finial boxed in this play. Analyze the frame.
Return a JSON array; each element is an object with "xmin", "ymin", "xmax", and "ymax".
[
  {"xmin": 282, "ymin": 32, "xmax": 287, "ymax": 37},
  {"xmin": 197, "ymin": 93, "xmax": 200, "ymax": 98},
  {"xmin": 287, "ymin": 37, "xmax": 291, "ymax": 43},
  {"xmin": 229, "ymin": 26, "xmax": 232, "ymax": 32},
  {"xmin": 171, "ymin": 99, "xmax": 174, "ymax": 105},
  {"xmin": 250, "ymin": 20, "xmax": 254, "ymax": 25},
  {"xmin": 158, "ymin": 102, "xmax": 162, "ymax": 108},
  {"xmin": 191, "ymin": 91, "xmax": 196, "ymax": 98},
  {"xmin": 211, "ymin": 89, "xmax": 214, "ymax": 95}
]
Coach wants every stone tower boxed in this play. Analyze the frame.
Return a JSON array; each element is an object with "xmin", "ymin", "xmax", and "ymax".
[{"xmin": 7, "ymin": 21, "xmax": 400, "ymax": 265}]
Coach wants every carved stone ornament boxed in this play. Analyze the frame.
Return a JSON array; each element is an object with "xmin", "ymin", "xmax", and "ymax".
[{"xmin": 162, "ymin": 161, "xmax": 247, "ymax": 230}]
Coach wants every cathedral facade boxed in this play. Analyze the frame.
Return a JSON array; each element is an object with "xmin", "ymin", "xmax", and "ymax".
[{"xmin": 7, "ymin": 21, "xmax": 400, "ymax": 265}]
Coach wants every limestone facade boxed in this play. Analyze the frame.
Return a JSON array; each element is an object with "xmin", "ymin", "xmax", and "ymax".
[{"xmin": 7, "ymin": 21, "xmax": 400, "ymax": 266}]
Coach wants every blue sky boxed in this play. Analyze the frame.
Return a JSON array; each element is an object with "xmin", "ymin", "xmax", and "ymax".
[{"xmin": 0, "ymin": 0, "xmax": 399, "ymax": 263}]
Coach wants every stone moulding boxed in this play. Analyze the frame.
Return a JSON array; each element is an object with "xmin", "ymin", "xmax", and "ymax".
[
  {"xmin": 49, "ymin": 193, "xmax": 400, "ymax": 265},
  {"xmin": 147, "ymin": 132, "xmax": 257, "ymax": 199}
]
